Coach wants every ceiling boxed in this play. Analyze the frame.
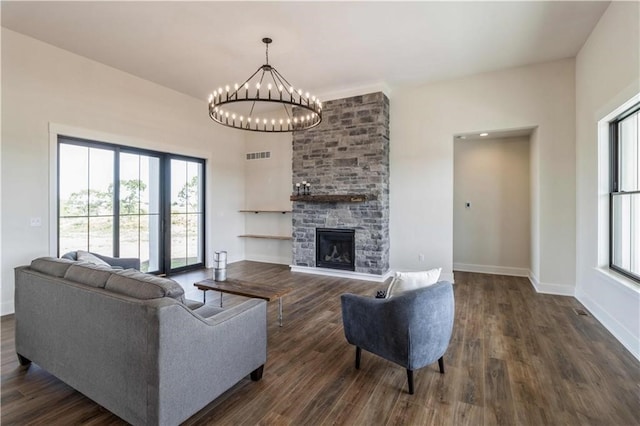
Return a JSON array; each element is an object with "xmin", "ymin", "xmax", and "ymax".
[{"xmin": 1, "ymin": 1, "xmax": 610, "ymax": 102}]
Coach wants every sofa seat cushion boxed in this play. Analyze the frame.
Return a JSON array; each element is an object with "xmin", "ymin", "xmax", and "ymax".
[
  {"xmin": 30, "ymin": 257, "xmax": 75, "ymax": 278},
  {"xmin": 64, "ymin": 263, "xmax": 114, "ymax": 288},
  {"xmin": 105, "ymin": 269, "xmax": 185, "ymax": 302},
  {"xmin": 185, "ymin": 299, "xmax": 204, "ymax": 310},
  {"xmin": 192, "ymin": 304, "xmax": 225, "ymax": 319}
]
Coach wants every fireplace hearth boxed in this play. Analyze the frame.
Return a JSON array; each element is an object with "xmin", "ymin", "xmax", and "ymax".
[{"xmin": 316, "ymin": 228, "xmax": 355, "ymax": 271}]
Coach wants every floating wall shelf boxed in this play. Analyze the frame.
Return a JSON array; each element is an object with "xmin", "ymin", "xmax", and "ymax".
[
  {"xmin": 238, "ymin": 234, "xmax": 292, "ymax": 240},
  {"xmin": 239, "ymin": 210, "xmax": 292, "ymax": 214},
  {"xmin": 290, "ymin": 194, "xmax": 377, "ymax": 203}
]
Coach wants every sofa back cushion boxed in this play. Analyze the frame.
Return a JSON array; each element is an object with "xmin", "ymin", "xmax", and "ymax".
[
  {"xmin": 30, "ymin": 257, "xmax": 75, "ymax": 278},
  {"xmin": 64, "ymin": 263, "xmax": 114, "ymax": 288},
  {"xmin": 105, "ymin": 269, "xmax": 185, "ymax": 302}
]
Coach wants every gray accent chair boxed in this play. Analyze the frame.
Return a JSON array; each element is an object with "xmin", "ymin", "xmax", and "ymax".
[
  {"xmin": 340, "ymin": 281, "xmax": 455, "ymax": 394},
  {"xmin": 62, "ymin": 250, "xmax": 140, "ymax": 270}
]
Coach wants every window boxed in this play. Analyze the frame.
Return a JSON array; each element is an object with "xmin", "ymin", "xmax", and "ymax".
[
  {"xmin": 610, "ymin": 104, "xmax": 640, "ymax": 282},
  {"xmin": 58, "ymin": 137, "xmax": 205, "ymax": 274}
]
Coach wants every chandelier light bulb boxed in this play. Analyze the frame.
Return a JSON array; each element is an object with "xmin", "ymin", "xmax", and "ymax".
[
  {"xmin": 305, "ymin": 92, "xmax": 310, "ymax": 99},
  {"xmin": 263, "ymin": 119, "xmax": 267, "ymax": 124},
  {"xmin": 256, "ymin": 82, "xmax": 261, "ymax": 89},
  {"xmin": 234, "ymin": 83, "xmax": 239, "ymax": 90},
  {"xmin": 225, "ymin": 112, "xmax": 229, "ymax": 118},
  {"xmin": 248, "ymin": 117, "xmax": 252, "ymax": 123},
  {"xmin": 287, "ymin": 119, "xmax": 291, "ymax": 124},
  {"xmin": 218, "ymin": 87, "xmax": 222, "ymax": 93},
  {"xmin": 280, "ymin": 119, "xmax": 283, "ymax": 124},
  {"xmin": 240, "ymin": 116, "xmax": 244, "ymax": 121},
  {"xmin": 289, "ymin": 86, "xmax": 294, "ymax": 93},
  {"xmin": 267, "ymin": 83, "xmax": 272, "ymax": 91},
  {"xmin": 244, "ymin": 83, "xmax": 249, "ymax": 90},
  {"xmin": 278, "ymin": 85, "xmax": 283, "ymax": 92},
  {"xmin": 271, "ymin": 119, "xmax": 275, "ymax": 125},
  {"xmin": 225, "ymin": 85, "xmax": 230, "ymax": 92},
  {"xmin": 232, "ymin": 114, "xmax": 236, "ymax": 120},
  {"xmin": 298, "ymin": 89, "xmax": 303, "ymax": 96}
]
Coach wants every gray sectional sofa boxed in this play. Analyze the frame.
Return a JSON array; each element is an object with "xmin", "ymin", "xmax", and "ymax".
[{"xmin": 14, "ymin": 257, "xmax": 267, "ymax": 426}]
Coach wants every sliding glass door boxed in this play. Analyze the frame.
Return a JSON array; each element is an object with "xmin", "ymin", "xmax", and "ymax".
[
  {"xmin": 58, "ymin": 137, "xmax": 205, "ymax": 274},
  {"xmin": 170, "ymin": 159, "xmax": 205, "ymax": 270},
  {"xmin": 119, "ymin": 152, "xmax": 161, "ymax": 272},
  {"xmin": 59, "ymin": 143, "xmax": 115, "ymax": 256}
]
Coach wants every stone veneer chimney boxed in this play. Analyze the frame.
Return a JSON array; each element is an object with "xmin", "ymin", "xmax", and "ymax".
[{"xmin": 291, "ymin": 92, "xmax": 390, "ymax": 275}]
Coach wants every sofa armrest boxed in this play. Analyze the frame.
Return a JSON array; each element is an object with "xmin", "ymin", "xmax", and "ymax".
[
  {"xmin": 61, "ymin": 251, "xmax": 141, "ymax": 270},
  {"xmin": 149, "ymin": 298, "xmax": 268, "ymax": 425},
  {"xmin": 93, "ymin": 253, "xmax": 140, "ymax": 270}
]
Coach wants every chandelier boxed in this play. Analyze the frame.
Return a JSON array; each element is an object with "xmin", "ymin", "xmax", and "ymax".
[{"xmin": 208, "ymin": 38, "xmax": 322, "ymax": 133}]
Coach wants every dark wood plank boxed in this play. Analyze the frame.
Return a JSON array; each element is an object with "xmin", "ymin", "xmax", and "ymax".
[
  {"xmin": 194, "ymin": 277, "xmax": 293, "ymax": 301},
  {"xmin": 2, "ymin": 264, "xmax": 639, "ymax": 425}
]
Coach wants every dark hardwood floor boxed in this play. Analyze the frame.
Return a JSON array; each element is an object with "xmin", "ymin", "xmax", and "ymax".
[{"xmin": 2, "ymin": 262, "xmax": 639, "ymax": 425}]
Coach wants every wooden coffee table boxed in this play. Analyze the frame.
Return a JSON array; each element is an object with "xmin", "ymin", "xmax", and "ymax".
[{"xmin": 194, "ymin": 278, "xmax": 293, "ymax": 326}]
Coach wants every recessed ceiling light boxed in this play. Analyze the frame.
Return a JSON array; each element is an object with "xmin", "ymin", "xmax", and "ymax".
[{"xmin": 480, "ymin": 133, "xmax": 489, "ymax": 137}]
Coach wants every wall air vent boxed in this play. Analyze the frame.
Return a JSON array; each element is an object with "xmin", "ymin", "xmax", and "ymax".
[{"xmin": 246, "ymin": 151, "xmax": 271, "ymax": 160}]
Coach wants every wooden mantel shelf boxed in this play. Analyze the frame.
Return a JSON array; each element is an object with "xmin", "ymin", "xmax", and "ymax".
[{"xmin": 290, "ymin": 194, "xmax": 377, "ymax": 203}]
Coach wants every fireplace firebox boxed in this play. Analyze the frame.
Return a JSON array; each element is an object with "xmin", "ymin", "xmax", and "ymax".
[{"xmin": 316, "ymin": 228, "xmax": 355, "ymax": 271}]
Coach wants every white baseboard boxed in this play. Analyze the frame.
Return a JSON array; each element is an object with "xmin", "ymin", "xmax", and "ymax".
[
  {"xmin": 1, "ymin": 301, "xmax": 15, "ymax": 316},
  {"xmin": 290, "ymin": 265, "xmax": 393, "ymax": 283},
  {"xmin": 576, "ymin": 291, "xmax": 640, "ymax": 362},
  {"xmin": 528, "ymin": 271, "xmax": 575, "ymax": 296},
  {"xmin": 453, "ymin": 262, "xmax": 529, "ymax": 277}
]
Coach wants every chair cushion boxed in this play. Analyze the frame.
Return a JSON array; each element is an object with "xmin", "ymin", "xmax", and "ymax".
[
  {"xmin": 64, "ymin": 263, "xmax": 114, "ymax": 288},
  {"xmin": 105, "ymin": 269, "xmax": 185, "ymax": 302},
  {"xmin": 30, "ymin": 257, "xmax": 75, "ymax": 277},
  {"xmin": 386, "ymin": 268, "xmax": 442, "ymax": 298},
  {"xmin": 77, "ymin": 250, "xmax": 111, "ymax": 267}
]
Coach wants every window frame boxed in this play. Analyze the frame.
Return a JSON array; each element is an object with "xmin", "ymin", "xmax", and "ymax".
[
  {"xmin": 609, "ymin": 103, "xmax": 640, "ymax": 283},
  {"xmin": 57, "ymin": 136, "xmax": 206, "ymax": 275}
]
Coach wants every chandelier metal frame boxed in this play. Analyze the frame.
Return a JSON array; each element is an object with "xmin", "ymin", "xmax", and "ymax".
[{"xmin": 208, "ymin": 38, "xmax": 322, "ymax": 133}]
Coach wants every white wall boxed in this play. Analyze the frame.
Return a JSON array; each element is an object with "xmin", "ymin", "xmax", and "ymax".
[
  {"xmin": 390, "ymin": 58, "xmax": 576, "ymax": 292},
  {"xmin": 575, "ymin": 2, "xmax": 640, "ymax": 360},
  {"xmin": 1, "ymin": 29, "xmax": 246, "ymax": 315},
  {"xmin": 453, "ymin": 136, "xmax": 530, "ymax": 276},
  {"xmin": 243, "ymin": 132, "xmax": 293, "ymax": 265}
]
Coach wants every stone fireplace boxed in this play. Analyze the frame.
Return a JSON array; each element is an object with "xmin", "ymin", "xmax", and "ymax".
[{"xmin": 291, "ymin": 92, "xmax": 390, "ymax": 276}]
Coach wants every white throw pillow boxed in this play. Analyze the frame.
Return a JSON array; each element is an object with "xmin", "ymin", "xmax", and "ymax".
[
  {"xmin": 386, "ymin": 268, "xmax": 442, "ymax": 298},
  {"xmin": 77, "ymin": 250, "xmax": 110, "ymax": 267}
]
